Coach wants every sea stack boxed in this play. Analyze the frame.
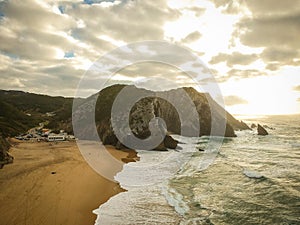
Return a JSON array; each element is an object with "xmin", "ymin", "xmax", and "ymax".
[{"xmin": 257, "ymin": 124, "xmax": 268, "ymax": 136}]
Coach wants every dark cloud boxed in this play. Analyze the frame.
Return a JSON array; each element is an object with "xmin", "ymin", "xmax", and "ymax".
[
  {"xmin": 181, "ymin": 31, "xmax": 202, "ymax": 43},
  {"xmin": 69, "ymin": 1, "xmax": 180, "ymax": 42},
  {"xmin": 261, "ymin": 47, "xmax": 300, "ymax": 70},
  {"xmin": 237, "ymin": 13, "xmax": 300, "ymax": 49},
  {"xmin": 0, "ymin": 0, "xmax": 181, "ymax": 96},
  {"xmin": 229, "ymin": 0, "xmax": 300, "ymax": 71},
  {"xmin": 210, "ymin": 0, "xmax": 300, "ymax": 15},
  {"xmin": 1, "ymin": 0, "xmax": 76, "ymax": 30},
  {"xmin": 210, "ymin": 52, "xmax": 257, "ymax": 67},
  {"xmin": 265, "ymin": 63, "xmax": 280, "ymax": 71},
  {"xmin": 227, "ymin": 69, "xmax": 266, "ymax": 80},
  {"xmin": 224, "ymin": 95, "xmax": 248, "ymax": 106},
  {"xmin": 245, "ymin": 0, "xmax": 300, "ymax": 16},
  {"xmin": 261, "ymin": 47, "xmax": 299, "ymax": 63},
  {"xmin": 217, "ymin": 0, "xmax": 300, "ymax": 71}
]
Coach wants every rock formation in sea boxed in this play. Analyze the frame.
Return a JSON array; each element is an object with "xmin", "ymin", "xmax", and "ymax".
[
  {"xmin": 257, "ymin": 124, "xmax": 268, "ymax": 136},
  {"xmin": 73, "ymin": 84, "xmax": 250, "ymax": 150},
  {"xmin": 263, "ymin": 124, "xmax": 275, "ymax": 130},
  {"xmin": 251, "ymin": 123, "xmax": 257, "ymax": 129}
]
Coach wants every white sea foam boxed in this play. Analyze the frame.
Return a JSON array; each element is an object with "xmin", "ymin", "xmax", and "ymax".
[
  {"xmin": 94, "ymin": 185, "xmax": 181, "ymax": 225},
  {"xmin": 161, "ymin": 186, "xmax": 190, "ymax": 216},
  {"xmin": 94, "ymin": 136, "xmax": 201, "ymax": 224},
  {"xmin": 94, "ymin": 115, "xmax": 300, "ymax": 224},
  {"xmin": 243, "ymin": 169, "xmax": 265, "ymax": 179}
]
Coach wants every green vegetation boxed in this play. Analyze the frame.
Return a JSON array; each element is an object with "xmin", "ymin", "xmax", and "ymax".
[{"xmin": 0, "ymin": 90, "xmax": 74, "ymax": 137}]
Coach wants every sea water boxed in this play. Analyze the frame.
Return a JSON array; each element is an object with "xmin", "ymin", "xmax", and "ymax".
[{"xmin": 94, "ymin": 115, "xmax": 300, "ymax": 224}]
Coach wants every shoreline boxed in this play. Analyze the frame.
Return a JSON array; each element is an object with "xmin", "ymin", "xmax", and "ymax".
[{"xmin": 0, "ymin": 140, "xmax": 137, "ymax": 225}]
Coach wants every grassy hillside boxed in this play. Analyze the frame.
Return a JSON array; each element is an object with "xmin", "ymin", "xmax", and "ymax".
[
  {"xmin": 0, "ymin": 90, "xmax": 74, "ymax": 137},
  {"xmin": 0, "ymin": 100, "xmax": 39, "ymax": 136}
]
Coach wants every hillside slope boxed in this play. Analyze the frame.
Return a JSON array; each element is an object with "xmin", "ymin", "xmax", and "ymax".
[
  {"xmin": 0, "ymin": 90, "xmax": 74, "ymax": 136},
  {"xmin": 73, "ymin": 84, "xmax": 250, "ymax": 150}
]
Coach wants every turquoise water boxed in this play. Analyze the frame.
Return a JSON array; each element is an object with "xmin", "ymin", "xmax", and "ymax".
[{"xmin": 95, "ymin": 115, "xmax": 300, "ymax": 225}]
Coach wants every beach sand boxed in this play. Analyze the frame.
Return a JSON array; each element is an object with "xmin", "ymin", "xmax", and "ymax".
[{"xmin": 0, "ymin": 140, "xmax": 136, "ymax": 225}]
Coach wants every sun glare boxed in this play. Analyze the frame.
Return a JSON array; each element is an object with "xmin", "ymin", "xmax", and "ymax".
[{"xmin": 221, "ymin": 71, "xmax": 300, "ymax": 115}]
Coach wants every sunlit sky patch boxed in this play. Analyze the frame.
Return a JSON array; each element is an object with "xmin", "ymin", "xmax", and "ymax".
[{"xmin": 0, "ymin": 0, "xmax": 299, "ymax": 115}]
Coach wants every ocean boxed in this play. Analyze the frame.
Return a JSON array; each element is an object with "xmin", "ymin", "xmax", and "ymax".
[{"xmin": 94, "ymin": 114, "xmax": 300, "ymax": 225}]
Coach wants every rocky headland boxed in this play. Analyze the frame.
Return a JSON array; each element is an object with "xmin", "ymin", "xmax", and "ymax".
[{"xmin": 73, "ymin": 84, "xmax": 250, "ymax": 150}]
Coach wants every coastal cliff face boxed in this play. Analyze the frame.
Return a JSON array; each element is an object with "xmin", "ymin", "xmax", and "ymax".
[
  {"xmin": 73, "ymin": 84, "xmax": 249, "ymax": 150},
  {"xmin": 0, "ymin": 136, "xmax": 13, "ymax": 168}
]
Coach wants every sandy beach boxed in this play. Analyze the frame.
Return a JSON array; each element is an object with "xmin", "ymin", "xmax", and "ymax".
[{"xmin": 0, "ymin": 140, "xmax": 136, "ymax": 225}]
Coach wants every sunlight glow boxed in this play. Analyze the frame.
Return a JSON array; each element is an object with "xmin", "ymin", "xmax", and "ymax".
[{"xmin": 220, "ymin": 71, "xmax": 300, "ymax": 115}]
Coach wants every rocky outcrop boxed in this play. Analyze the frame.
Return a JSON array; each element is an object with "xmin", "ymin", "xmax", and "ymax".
[
  {"xmin": 73, "ymin": 85, "xmax": 250, "ymax": 150},
  {"xmin": 0, "ymin": 136, "xmax": 13, "ymax": 168},
  {"xmin": 257, "ymin": 124, "xmax": 268, "ymax": 136},
  {"xmin": 263, "ymin": 124, "xmax": 275, "ymax": 130},
  {"xmin": 251, "ymin": 123, "xmax": 257, "ymax": 129}
]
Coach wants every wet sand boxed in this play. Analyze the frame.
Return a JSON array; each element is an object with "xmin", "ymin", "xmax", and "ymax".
[{"xmin": 0, "ymin": 140, "xmax": 136, "ymax": 225}]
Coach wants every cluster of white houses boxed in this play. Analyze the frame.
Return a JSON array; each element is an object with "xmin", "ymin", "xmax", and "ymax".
[{"xmin": 16, "ymin": 129, "xmax": 75, "ymax": 142}]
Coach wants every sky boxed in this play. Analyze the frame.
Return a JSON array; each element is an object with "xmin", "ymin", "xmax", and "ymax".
[{"xmin": 0, "ymin": 0, "xmax": 300, "ymax": 115}]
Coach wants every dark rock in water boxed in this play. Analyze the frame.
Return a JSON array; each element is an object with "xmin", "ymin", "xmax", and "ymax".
[
  {"xmin": 225, "ymin": 123, "xmax": 237, "ymax": 137},
  {"xmin": 250, "ymin": 123, "xmax": 257, "ymax": 129},
  {"xmin": 263, "ymin": 124, "xmax": 275, "ymax": 130},
  {"xmin": 239, "ymin": 120, "xmax": 251, "ymax": 130},
  {"xmin": 154, "ymin": 142, "xmax": 167, "ymax": 151},
  {"xmin": 176, "ymin": 146, "xmax": 183, "ymax": 151},
  {"xmin": 163, "ymin": 135, "xmax": 178, "ymax": 149},
  {"xmin": 152, "ymin": 135, "xmax": 178, "ymax": 151},
  {"xmin": 198, "ymin": 148, "xmax": 205, "ymax": 152},
  {"xmin": 257, "ymin": 124, "xmax": 268, "ymax": 135}
]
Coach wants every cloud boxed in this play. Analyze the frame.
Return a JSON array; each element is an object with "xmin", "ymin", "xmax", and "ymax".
[
  {"xmin": 293, "ymin": 85, "xmax": 300, "ymax": 92},
  {"xmin": 0, "ymin": 0, "xmax": 181, "ymax": 96},
  {"xmin": 210, "ymin": 52, "xmax": 258, "ymax": 67},
  {"xmin": 181, "ymin": 31, "xmax": 202, "ymax": 43},
  {"xmin": 260, "ymin": 47, "xmax": 300, "ymax": 70},
  {"xmin": 226, "ymin": 69, "xmax": 267, "ymax": 80},
  {"xmin": 210, "ymin": 68, "xmax": 267, "ymax": 84},
  {"xmin": 183, "ymin": 6, "xmax": 206, "ymax": 17},
  {"xmin": 261, "ymin": 47, "xmax": 299, "ymax": 63},
  {"xmin": 238, "ymin": 14, "xmax": 300, "ymax": 69},
  {"xmin": 245, "ymin": 0, "xmax": 300, "ymax": 16},
  {"xmin": 208, "ymin": 0, "xmax": 243, "ymax": 14},
  {"xmin": 69, "ymin": 1, "xmax": 180, "ymax": 42},
  {"xmin": 237, "ymin": 13, "xmax": 300, "ymax": 49},
  {"xmin": 265, "ymin": 63, "xmax": 280, "ymax": 71},
  {"xmin": 209, "ymin": 0, "xmax": 300, "ymax": 15},
  {"xmin": 224, "ymin": 95, "xmax": 248, "ymax": 106},
  {"xmin": 229, "ymin": 0, "xmax": 300, "ymax": 71}
]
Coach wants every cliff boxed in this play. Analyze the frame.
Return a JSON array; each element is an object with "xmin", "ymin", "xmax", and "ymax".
[
  {"xmin": 0, "ymin": 136, "xmax": 13, "ymax": 168},
  {"xmin": 73, "ymin": 84, "xmax": 249, "ymax": 150}
]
